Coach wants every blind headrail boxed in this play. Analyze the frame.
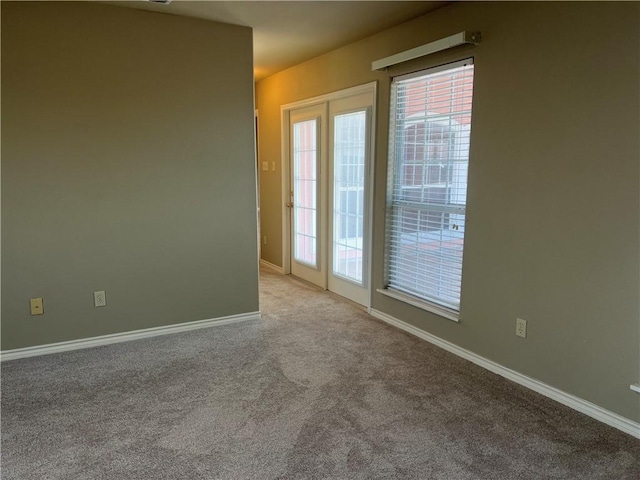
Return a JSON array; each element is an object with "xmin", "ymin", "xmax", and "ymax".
[{"xmin": 371, "ymin": 31, "xmax": 481, "ymax": 71}]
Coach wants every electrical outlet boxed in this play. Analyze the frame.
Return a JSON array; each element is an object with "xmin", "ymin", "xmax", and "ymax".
[
  {"xmin": 94, "ymin": 291, "xmax": 107, "ymax": 308},
  {"xmin": 30, "ymin": 298, "xmax": 44, "ymax": 315},
  {"xmin": 516, "ymin": 318, "xmax": 527, "ymax": 338},
  {"xmin": 263, "ymin": 236, "xmax": 267, "ymax": 245}
]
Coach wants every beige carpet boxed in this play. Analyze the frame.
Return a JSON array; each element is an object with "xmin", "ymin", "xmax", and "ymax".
[{"xmin": 1, "ymin": 268, "xmax": 639, "ymax": 479}]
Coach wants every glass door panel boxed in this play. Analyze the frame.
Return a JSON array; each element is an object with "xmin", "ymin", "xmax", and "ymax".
[
  {"xmin": 293, "ymin": 119, "xmax": 318, "ymax": 267},
  {"xmin": 332, "ymin": 111, "xmax": 366, "ymax": 284}
]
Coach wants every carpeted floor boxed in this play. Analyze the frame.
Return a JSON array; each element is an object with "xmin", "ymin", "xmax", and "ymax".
[{"xmin": 2, "ymin": 268, "xmax": 639, "ymax": 479}]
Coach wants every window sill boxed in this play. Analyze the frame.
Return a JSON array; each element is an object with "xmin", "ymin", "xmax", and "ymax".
[{"xmin": 376, "ymin": 288, "xmax": 460, "ymax": 323}]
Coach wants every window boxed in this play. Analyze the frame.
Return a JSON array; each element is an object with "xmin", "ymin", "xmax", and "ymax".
[{"xmin": 384, "ymin": 59, "xmax": 474, "ymax": 316}]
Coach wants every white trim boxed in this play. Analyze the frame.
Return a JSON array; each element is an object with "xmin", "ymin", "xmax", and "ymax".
[
  {"xmin": 369, "ymin": 308, "xmax": 640, "ymax": 439},
  {"xmin": 365, "ymin": 83, "xmax": 377, "ymax": 309},
  {"xmin": 0, "ymin": 312, "xmax": 261, "ymax": 362},
  {"xmin": 280, "ymin": 82, "xmax": 378, "ymax": 112},
  {"xmin": 372, "ymin": 32, "xmax": 481, "ymax": 71},
  {"xmin": 260, "ymin": 259, "xmax": 284, "ymax": 274},
  {"xmin": 631, "ymin": 384, "xmax": 640, "ymax": 394},
  {"xmin": 377, "ymin": 288, "xmax": 460, "ymax": 322},
  {"xmin": 281, "ymin": 105, "xmax": 292, "ymax": 275}
]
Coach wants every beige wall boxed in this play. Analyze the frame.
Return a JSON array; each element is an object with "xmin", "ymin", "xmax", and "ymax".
[
  {"xmin": 256, "ymin": 1, "xmax": 640, "ymax": 422},
  {"xmin": 1, "ymin": 2, "xmax": 259, "ymax": 350}
]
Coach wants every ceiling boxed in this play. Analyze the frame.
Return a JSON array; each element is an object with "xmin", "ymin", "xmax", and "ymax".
[{"xmin": 105, "ymin": 1, "xmax": 447, "ymax": 80}]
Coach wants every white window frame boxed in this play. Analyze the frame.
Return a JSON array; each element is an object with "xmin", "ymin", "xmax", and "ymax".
[{"xmin": 380, "ymin": 58, "xmax": 475, "ymax": 322}]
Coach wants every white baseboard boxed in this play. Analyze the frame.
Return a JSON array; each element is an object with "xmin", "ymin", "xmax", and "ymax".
[
  {"xmin": 369, "ymin": 308, "xmax": 640, "ymax": 439},
  {"xmin": 1, "ymin": 311, "xmax": 261, "ymax": 362},
  {"xmin": 260, "ymin": 259, "xmax": 284, "ymax": 274}
]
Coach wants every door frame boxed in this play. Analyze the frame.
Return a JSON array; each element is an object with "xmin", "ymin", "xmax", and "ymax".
[{"xmin": 280, "ymin": 82, "xmax": 377, "ymax": 307}]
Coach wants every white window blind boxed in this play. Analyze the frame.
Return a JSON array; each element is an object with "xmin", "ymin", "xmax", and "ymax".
[{"xmin": 385, "ymin": 59, "xmax": 474, "ymax": 313}]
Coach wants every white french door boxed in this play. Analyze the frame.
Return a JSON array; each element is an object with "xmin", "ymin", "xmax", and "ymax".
[
  {"xmin": 290, "ymin": 104, "xmax": 327, "ymax": 288},
  {"xmin": 327, "ymin": 93, "xmax": 372, "ymax": 306},
  {"xmin": 286, "ymin": 85, "xmax": 375, "ymax": 307}
]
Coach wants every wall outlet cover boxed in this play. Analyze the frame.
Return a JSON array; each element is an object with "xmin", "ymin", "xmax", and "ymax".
[
  {"xmin": 516, "ymin": 317, "xmax": 527, "ymax": 338},
  {"xmin": 94, "ymin": 291, "xmax": 107, "ymax": 307},
  {"xmin": 30, "ymin": 298, "xmax": 44, "ymax": 315}
]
